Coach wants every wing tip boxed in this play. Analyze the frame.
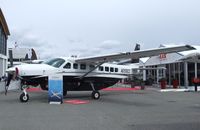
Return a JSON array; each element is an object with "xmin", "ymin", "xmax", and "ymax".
[{"xmin": 185, "ymin": 44, "xmax": 196, "ymax": 50}]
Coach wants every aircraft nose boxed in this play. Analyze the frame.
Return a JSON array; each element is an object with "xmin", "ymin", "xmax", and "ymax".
[
  {"xmin": 6, "ymin": 67, "xmax": 20, "ymax": 77},
  {"xmin": 6, "ymin": 67, "xmax": 16, "ymax": 74}
]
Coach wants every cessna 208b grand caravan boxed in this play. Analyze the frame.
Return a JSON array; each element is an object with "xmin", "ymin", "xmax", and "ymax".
[{"xmin": 6, "ymin": 45, "xmax": 195, "ymax": 102}]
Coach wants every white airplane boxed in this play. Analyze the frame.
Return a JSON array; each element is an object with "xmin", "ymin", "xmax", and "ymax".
[{"xmin": 6, "ymin": 44, "xmax": 195, "ymax": 102}]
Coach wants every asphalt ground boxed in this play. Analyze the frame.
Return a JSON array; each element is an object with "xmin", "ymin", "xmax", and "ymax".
[{"xmin": 0, "ymin": 89, "xmax": 200, "ymax": 130}]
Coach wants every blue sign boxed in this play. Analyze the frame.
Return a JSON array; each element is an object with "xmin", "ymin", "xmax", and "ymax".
[{"xmin": 48, "ymin": 75, "xmax": 63, "ymax": 104}]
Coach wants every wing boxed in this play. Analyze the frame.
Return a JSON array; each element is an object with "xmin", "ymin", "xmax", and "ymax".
[{"xmin": 75, "ymin": 45, "xmax": 195, "ymax": 64}]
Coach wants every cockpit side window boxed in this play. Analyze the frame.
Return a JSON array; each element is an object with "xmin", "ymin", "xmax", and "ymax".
[
  {"xmin": 43, "ymin": 58, "xmax": 65, "ymax": 68},
  {"xmin": 64, "ymin": 62, "xmax": 71, "ymax": 69},
  {"xmin": 99, "ymin": 66, "xmax": 104, "ymax": 71}
]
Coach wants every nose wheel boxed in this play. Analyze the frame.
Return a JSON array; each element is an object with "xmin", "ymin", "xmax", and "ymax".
[
  {"xmin": 19, "ymin": 89, "xmax": 29, "ymax": 102},
  {"xmin": 20, "ymin": 93, "xmax": 29, "ymax": 102}
]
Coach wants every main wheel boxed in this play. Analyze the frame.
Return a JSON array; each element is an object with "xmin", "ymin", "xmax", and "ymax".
[
  {"xmin": 20, "ymin": 93, "xmax": 29, "ymax": 102},
  {"xmin": 91, "ymin": 91, "xmax": 100, "ymax": 100}
]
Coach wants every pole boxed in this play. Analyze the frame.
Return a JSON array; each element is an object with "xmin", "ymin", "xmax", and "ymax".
[
  {"xmin": 195, "ymin": 62, "xmax": 197, "ymax": 78},
  {"xmin": 184, "ymin": 62, "xmax": 188, "ymax": 88}
]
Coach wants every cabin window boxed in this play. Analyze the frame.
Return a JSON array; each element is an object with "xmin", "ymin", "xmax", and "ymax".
[
  {"xmin": 99, "ymin": 66, "xmax": 103, "ymax": 71},
  {"xmin": 80, "ymin": 64, "xmax": 86, "ymax": 70},
  {"xmin": 64, "ymin": 62, "xmax": 71, "ymax": 69},
  {"xmin": 105, "ymin": 67, "xmax": 109, "ymax": 72},
  {"xmin": 115, "ymin": 68, "xmax": 118, "ymax": 72},
  {"xmin": 89, "ymin": 65, "xmax": 95, "ymax": 70},
  {"xmin": 110, "ymin": 67, "xmax": 114, "ymax": 72},
  {"xmin": 73, "ymin": 63, "xmax": 78, "ymax": 69}
]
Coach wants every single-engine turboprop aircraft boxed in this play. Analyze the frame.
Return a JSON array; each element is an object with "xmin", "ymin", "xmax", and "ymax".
[{"xmin": 6, "ymin": 45, "xmax": 195, "ymax": 102}]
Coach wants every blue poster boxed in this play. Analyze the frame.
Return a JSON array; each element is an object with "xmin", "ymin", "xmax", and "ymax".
[{"xmin": 48, "ymin": 75, "xmax": 63, "ymax": 104}]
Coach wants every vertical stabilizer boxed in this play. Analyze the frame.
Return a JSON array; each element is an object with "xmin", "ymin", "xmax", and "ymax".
[
  {"xmin": 117, "ymin": 43, "xmax": 141, "ymax": 65},
  {"xmin": 131, "ymin": 43, "xmax": 140, "ymax": 63}
]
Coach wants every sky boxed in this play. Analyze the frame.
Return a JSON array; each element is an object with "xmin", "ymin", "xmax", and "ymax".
[{"xmin": 1, "ymin": 0, "xmax": 200, "ymax": 59}]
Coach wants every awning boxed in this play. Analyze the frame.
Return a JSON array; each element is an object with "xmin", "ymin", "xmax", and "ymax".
[{"xmin": 179, "ymin": 52, "xmax": 200, "ymax": 62}]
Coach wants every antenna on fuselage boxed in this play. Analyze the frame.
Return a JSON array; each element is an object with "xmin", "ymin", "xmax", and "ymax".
[{"xmin": 71, "ymin": 55, "xmax": 77, "ymax": 58}]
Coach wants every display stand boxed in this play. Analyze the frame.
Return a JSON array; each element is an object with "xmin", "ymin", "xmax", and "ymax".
[{"xmin": 48, "ymin": 74, "xmax": 63, "ymax": 104}]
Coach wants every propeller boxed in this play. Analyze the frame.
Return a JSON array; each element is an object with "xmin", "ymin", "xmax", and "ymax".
[
  {"xmin": 5, "ymin": 67, "xmax": 19, "ymax": 95},
  {"xmin": 5, "ymin": 74, "xmax": 12, "ymax": 95}
]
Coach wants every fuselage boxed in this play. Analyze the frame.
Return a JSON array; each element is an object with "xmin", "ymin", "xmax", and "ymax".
[{"xmin": 7, "ymin": 57, "xmax": 134, "ymax": 91}]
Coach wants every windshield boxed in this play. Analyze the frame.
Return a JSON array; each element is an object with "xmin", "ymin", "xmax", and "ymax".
[{"xmin": 43, "ymin": 58, "xmax": 65, "ymax": 68}]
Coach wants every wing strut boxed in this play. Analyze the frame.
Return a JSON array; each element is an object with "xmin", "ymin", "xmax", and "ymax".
[{"xmin": 79, "ymin": 62, "xmax": 105, "ymax": 79}]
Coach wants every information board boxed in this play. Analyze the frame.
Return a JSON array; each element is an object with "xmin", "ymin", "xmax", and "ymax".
[{"xmin": 48, "ymin": 74, "xmax": 63, "ymax": 104}]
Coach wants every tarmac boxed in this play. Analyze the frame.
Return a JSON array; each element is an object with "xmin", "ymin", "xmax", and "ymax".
[{"xmin": 0, "ymin": 87, "xmax": 200, "ymax": 130}]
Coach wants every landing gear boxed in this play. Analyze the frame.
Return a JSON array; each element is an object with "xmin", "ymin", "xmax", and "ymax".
[
  {"xmin": 20, "ymin": 92, "xmax": 29, "ymax": 102},
  {"xmin": 91, "ymin": 91, "xmax": 100, "ymax": 99},
  {"xmin": 19, "ymin": 88, "xmax": 29, "ymax": 102},
  {"xmin": 63, "ymin": 90, "xmax": 67, "ymax": 96},
  {"xmin": 90, "ymin": 82, "xmax": 100, "ymax": 100}
]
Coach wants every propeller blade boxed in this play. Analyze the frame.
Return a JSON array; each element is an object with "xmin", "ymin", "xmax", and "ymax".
[
  {"xmin": 5, "ymin": 74, "xmax": 13, "ymax": 95},
  {"xmin": 5, "ymin": 67, "xmax": 20, "ymax": 95}
]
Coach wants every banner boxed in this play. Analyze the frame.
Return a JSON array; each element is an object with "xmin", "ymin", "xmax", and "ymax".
[{"xmin": 48, "ymin": 74, "xmax": 63, "ymax": 104}]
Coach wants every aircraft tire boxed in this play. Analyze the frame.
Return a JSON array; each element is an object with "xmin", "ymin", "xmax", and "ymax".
[
  {"xmin": 91, "ymin": 91, "xmax": 100, "ymax": 100},
  {"xmin": 20, "ymin": 93, "xmax": 29, "ymax": 102}
]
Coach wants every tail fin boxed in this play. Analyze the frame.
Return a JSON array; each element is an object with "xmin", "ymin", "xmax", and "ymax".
[
  {"xmin": 31, "ymin": 48, "xmax": 37, "ymax": 60},
  {"xmin": 117, "ymin": 43, "xmax": 141, "ymax": 65},
  {"xmin": 134, "ymin": 43, "xmax": 140, "ymax": 51},
  {"xmin": 131, "ymin": 43, "xmax": 140, "ymax": 63}
]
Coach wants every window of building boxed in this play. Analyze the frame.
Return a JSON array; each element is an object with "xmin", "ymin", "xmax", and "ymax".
[
  {"xmin": 89, "ymin": 64, "xmax": 95, "ymax": 70},
  {"xmin": 80, "ymin": 64, "xmax": 86, "ymax": 70},
  {"xmin": 64, "ymin": 62, "xmax": 71, "ymax": 69},
  {"xmin": 0, "ymin": 26, "xmax": 6, "ymax": 55},
  {"xmin": 2, "ymin": 35, "xmax": 6, "ymax": 55},
  {"xmin": 0, "ymin": 26, "xmax": 2, "ymax": 55},
  {"xmin": 188, "ymin": 62, "xmax": 195, "ymax": 86}
]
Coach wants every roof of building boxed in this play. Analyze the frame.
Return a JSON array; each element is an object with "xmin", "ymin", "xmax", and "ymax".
[
  {"xmin": 9, "ymin": 48, "xmax": 38, "ymax": 60},
  {"xmin": 142, "ymin": 44, "xmax": 200, "ymax": 66},
  {"xmin": 0, "ymin": 8, "xmax": 10, "ymax": 36},
  {"xmin": 161, "ymin": 44, "xmax": 200, "ymax": 56}
]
